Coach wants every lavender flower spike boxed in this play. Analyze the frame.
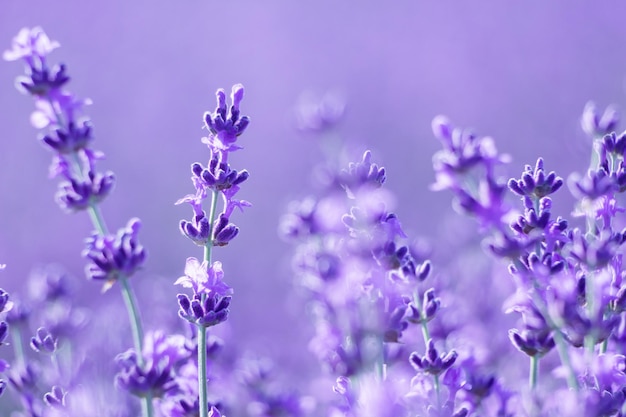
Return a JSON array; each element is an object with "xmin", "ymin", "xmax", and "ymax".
[
  {"xmin": 202, "ymin": 84, "xmax": 251, "ymax": 154},
  {"xmin": 83, "ymin": 217, "xmax": 147, "ymax": 291}
]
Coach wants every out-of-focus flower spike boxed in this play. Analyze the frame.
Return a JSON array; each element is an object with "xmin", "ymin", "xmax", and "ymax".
[
  {"xmin": 581, "ymin": 101, "xmax": 619, "ymax": 138},
  {"xmin": 3, "ymin": 27, "xmax": 60, "ymax": 64},
  {"xmin": 30, "ymin": 327, "xmax": 57, "ymax": 354},
  {"xmin": 44, "ymin": 385, "xmax": 67, "ymax": 409}
]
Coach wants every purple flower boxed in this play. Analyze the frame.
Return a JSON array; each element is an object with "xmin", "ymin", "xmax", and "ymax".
[
  {"xmin": 431, "ymin": 115, "xmax": 510, "ymax": 191},
  {"xmin": 30, "ymin": 327, "xmax": 57, "ymax": 354},
  {"xmin": 55, "ymin": 164, "xmax": 115, "ymax": 212},
  {"xmin": 339, "ymin": 150, "xmax": 386, "ymax": 195},
  {"xmin": 0, "ymin": 289, "xmax": 14, "ymax": 314},
  {"xmin": 175, "ymin": 258, "xmax": 232, "ymax": 297},
  {"xmin": 115, "ymin": 331, "xmax": 190, "ymax": 398},
  {"xmin": 83, "ymin": 218, "xmax": 147, "ymax": 290},
  {"xmin": 409, "ymin": 339, "xmax": 458, "ymax": 377},
  {"xmin": 581, "ymin": 101, "xmax": 619, "ymax": 138},
  {"xmin": 295, "ymin": 90, "xmax": 345, "ymax": 133},
  {"xmin": 508, "ymin": 158, "xmax": 563, "ymax": 199},
  {"xmin": 177, "ymin": 292, "xmax": 232, "ymax": 328},
  {"xmin": 3, "ymin": 27, "xmax": 60, "ymax": 64},
  {"xmin": 202, "ymin": 84, "xmax": 250, "ymax": 155},
  {"xmin": 43, "ymin": 385, "xmax": 67, "ymax": 409}
]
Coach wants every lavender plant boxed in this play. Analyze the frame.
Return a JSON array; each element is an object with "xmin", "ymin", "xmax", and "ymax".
[
  {"xmin": 5, "ymin": 23, "xmax": 626, "ymax": 417},
  {"xmin": 174, "ymin": 83, "xmax": 250, "ymax": 417}
]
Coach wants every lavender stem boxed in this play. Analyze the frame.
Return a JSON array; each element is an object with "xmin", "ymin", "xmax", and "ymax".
[
  {"xmin": 198, "ymin": 189, "xmax": 220, "ymax": 417},
  {"xmin": 529, "ymin": 355, "xmax": 538, "ymax": 390}
]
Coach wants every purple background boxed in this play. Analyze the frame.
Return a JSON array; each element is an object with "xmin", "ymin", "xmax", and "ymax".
[{"xmin": 1, "ymin": 1, "xmax": 626, "ymax": 367}]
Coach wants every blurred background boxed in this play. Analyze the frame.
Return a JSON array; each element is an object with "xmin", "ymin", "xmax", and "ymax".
[{"xmin": 1, "ymin": 0, "xmax": 626, "ymax": 376}]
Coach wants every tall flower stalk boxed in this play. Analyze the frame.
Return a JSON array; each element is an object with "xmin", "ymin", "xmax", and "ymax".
[
  {"xmin": 176, "ymin": 84, "xmax": 250, "ymax": 417},
  {"xmin": 4, "ymin": 27, "xmax": 152, "ymax": 417}
]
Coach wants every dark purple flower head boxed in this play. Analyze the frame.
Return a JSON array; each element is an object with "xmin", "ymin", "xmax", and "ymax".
[
  {"xmin": 508, "ymin": 158, "xmax": 563, "ymax": 199},
  {"xmin": 407, "ymin": 288, "xmax": 440, "ymax": 325},
  {"xmin": 510, "ymin": 196, "xmax": 553, "ymax": 235},
  {"xmin": 191, "ymin": 154, "xmax": 249, "ymax": 193},
  {"xmin": 55, "ymin": 165, "xmax": 115, "ymax": 212},
  {"xmin": 177, "ymin": 292, "xmax": 231, "ymax": 328},
  {"xmin": 212, "ymin": 214, "xmax": 239, "ymax": 247},
  {"xmin": 515, "ymin": 251, "xmax": 566, "ymax": 277},
  {"xmin": 177, "ymin": 195, "xmax": 211, "ymax": 246},
  {"xmin": 508, "ymin": 328, "xmax": 555, "ymax": 358},
  {"xmin": 600, "ymin": 130, "xmax": 626, "ymax": 157},
  {"xmin": 409, "ymin": 339, "xmax": 457, "ymax": 377},
  {"xmin": 581, "ymin": 101, "xmax": 619, "ymax": 138},
  {"xmin": 202, "ymin": 84, "xmax": 250, "ymax": 154},
  {"xmin": 16, "ymin": 63, "xmax": 69, "ymax": 97},
  {"xmin": 83, "ymin": 218, "xmax": 147, "ymax": 291},
  {"xmin": 41, "ymin": 119, "xmax": 93, "ymax": 154},
  {"xmin": 115, "ymin": 331, "xmax": 190, "ymax": 399}
]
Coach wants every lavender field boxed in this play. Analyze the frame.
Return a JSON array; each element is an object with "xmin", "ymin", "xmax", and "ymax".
[{"xmin": 2, "ymin": 2, "xmax": 626, "ymax": 416}]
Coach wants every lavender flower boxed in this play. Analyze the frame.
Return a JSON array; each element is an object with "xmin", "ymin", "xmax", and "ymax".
[
  {"xmin": 29, "ymin": 327, "xmax": 57, "ymax": 354},
  {"xmin": 43, "ymin": 385, "xmax": 67, "ymax": 409},
  {"xmin": 409, "ymin": 339, "xmax": 458, "ymax": 377},
  {"xmin": 581, "ymin": 102, "xmax": 620, "ymax": 139},
  {"xmin": 176, "ymin": 84, "xmax": 251, "ymax": 417},
  {"xmin": 83, "ymin": 218, "xmax": 147, "ymax": 291},
  {"xmin": 115, "ymin": 331, "xmax": 190, "ymax": 399},
  {"xmin": 7, "ymin": 27, "xmax": 153, "ymax": 417}
]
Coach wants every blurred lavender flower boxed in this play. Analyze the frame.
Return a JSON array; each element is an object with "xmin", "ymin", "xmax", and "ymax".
[
  {"xmin": 295, "ymin": 90, "xmax": 346, "ymax": 133},
  {"xmin": 116, "ymin": 331, "xmax": 190, "ymax": 399},
  {"xmin": 29, "ymin": 327, "xmax": 57, "ymax": 354},
  {"xmin": 581, "ymin": 102, "xmax": 620, "ymax": 139}
]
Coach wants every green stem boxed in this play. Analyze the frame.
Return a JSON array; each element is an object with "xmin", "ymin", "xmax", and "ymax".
[
  {"xmin": 119, "ymin": 275, "xmax": 154, "ymax": 417},
  {"xmin": 600, "ymin": 338, "xmax": 608, "ymax": 354},
  {"xmin": 552, "ymin": 327, "xmax": 579, "ymax": 390},
  {"xmin": 529, "ymin": 355, "xmax": 538, "ymax": 390},
  {"xmin": 119, "ymin": 276, "xmax": 144, "ymax": 364},
  {"xmin": 198, "ymin": 189, "xmax": 220, "ymax": 417},
  {"xmin": 198, "ymin": 323, "xmax": 208, "ymax": 417},
  {"xmin": 10, "ymin": 326, "xmax": 25, "ymax": 366}
]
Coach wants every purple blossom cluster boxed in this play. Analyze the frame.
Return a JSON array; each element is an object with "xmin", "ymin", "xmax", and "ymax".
[{"xmin": 6, "ymin": 24, "xmax": 626, "ymax": 417}]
